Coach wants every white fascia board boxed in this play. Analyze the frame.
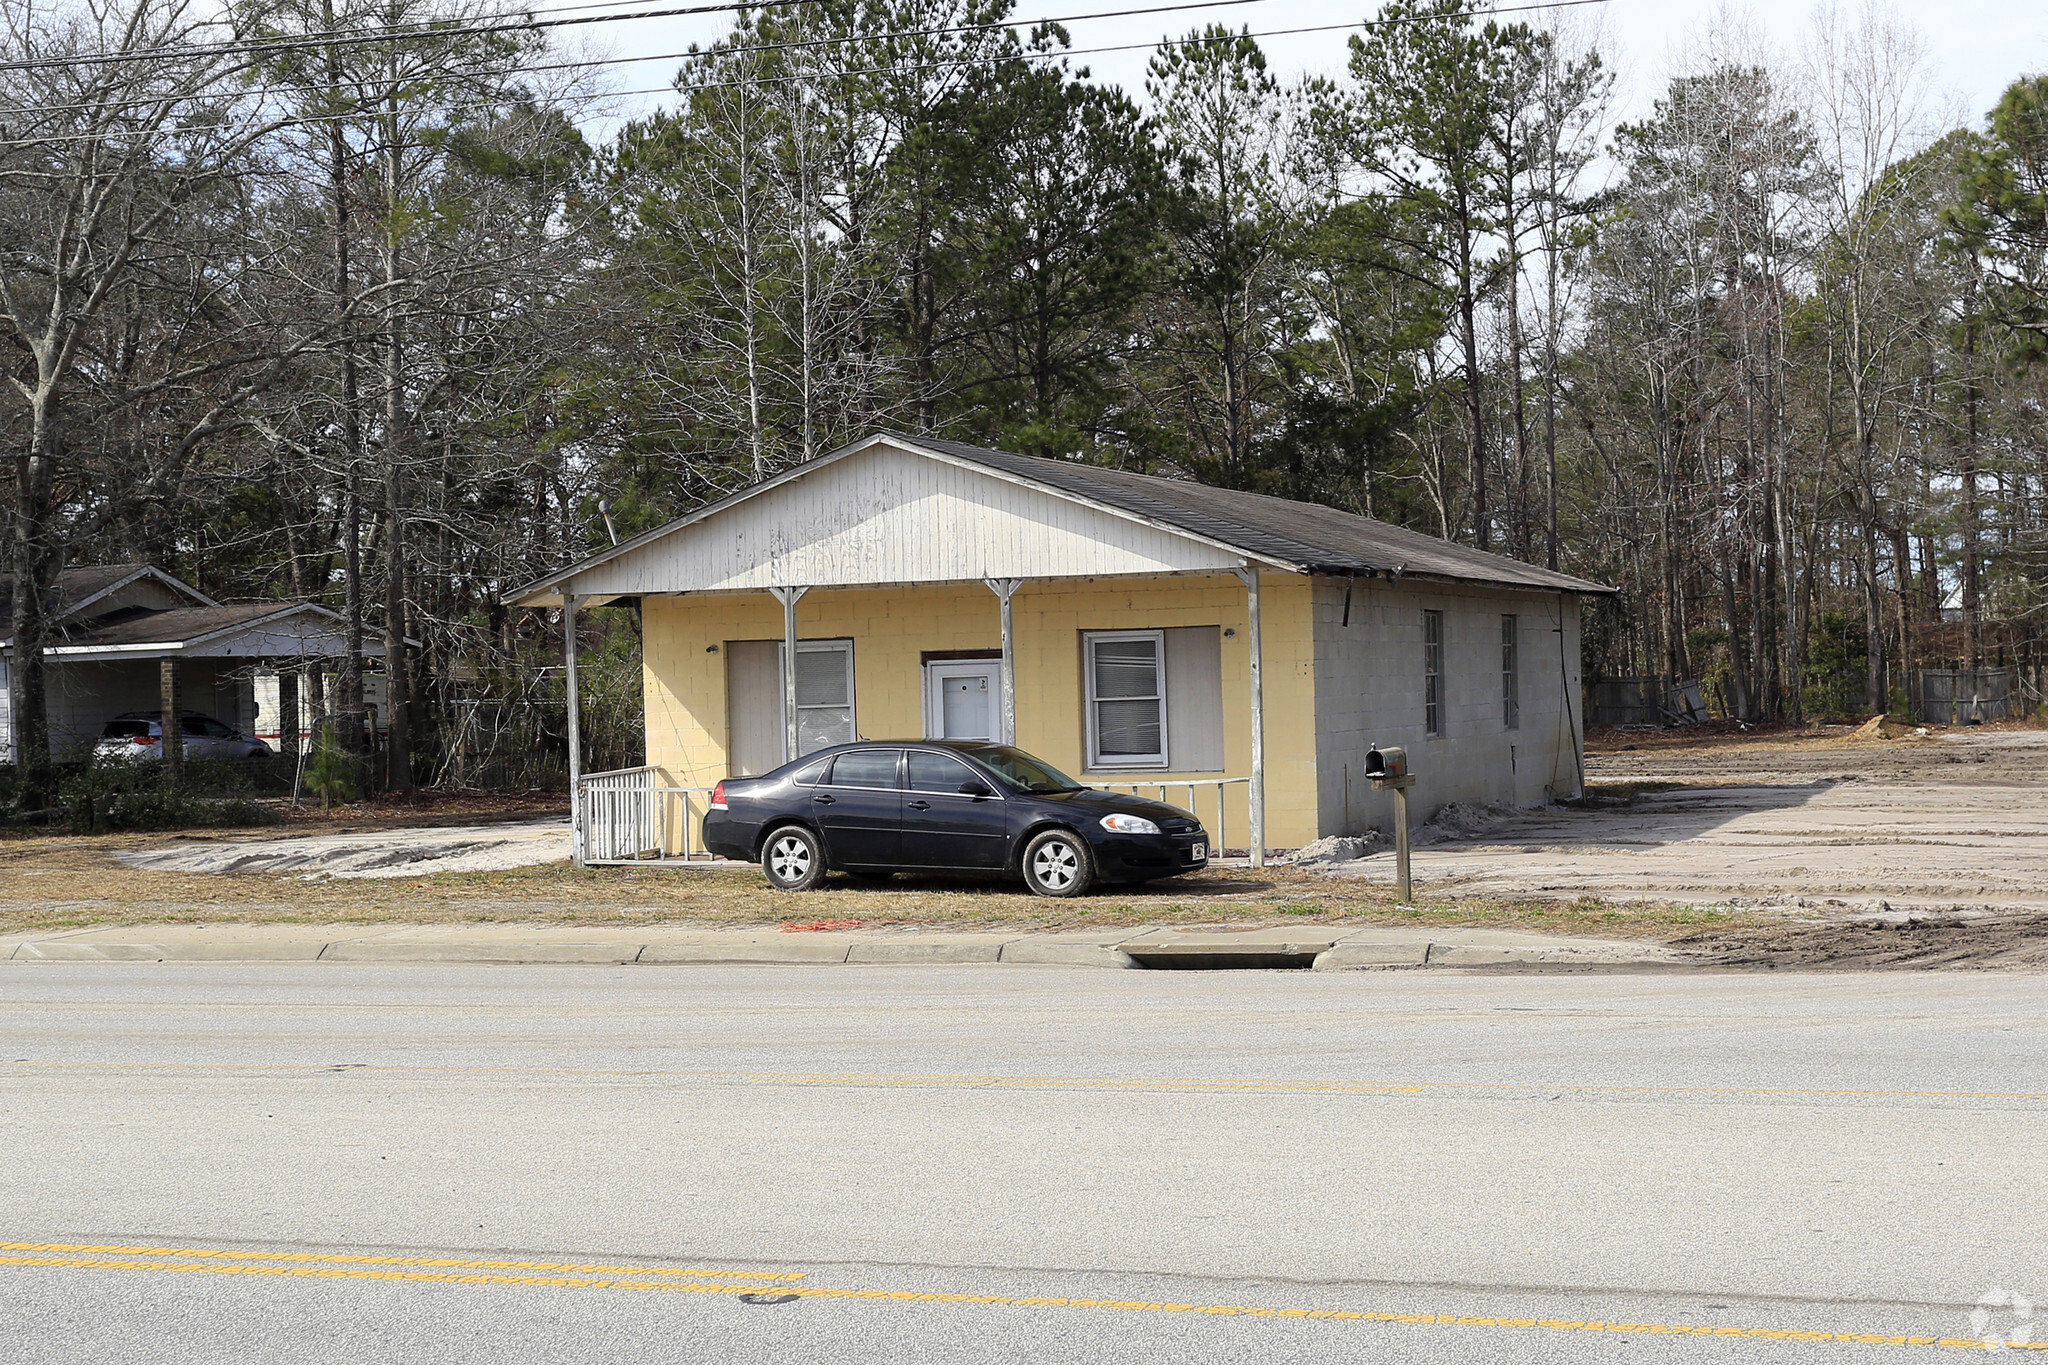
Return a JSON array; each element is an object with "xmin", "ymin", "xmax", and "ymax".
[{"xmin": 46, "ymin": 641, "xmax": 186, "ymax": 656}]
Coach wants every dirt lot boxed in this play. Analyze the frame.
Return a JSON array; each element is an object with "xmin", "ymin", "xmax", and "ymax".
[
  {"xmin": 1330, "ymin": 724, "xmax": 2048, "ymax": 911},
  {"xmin": 3, "ymin": 721, "xmax": 2045, "ymax": 967}
]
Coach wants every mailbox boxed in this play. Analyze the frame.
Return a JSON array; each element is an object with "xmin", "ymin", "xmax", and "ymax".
[{"xmin": 1363, "ymin": 745, "xmax": 1408, "ymax": 781}]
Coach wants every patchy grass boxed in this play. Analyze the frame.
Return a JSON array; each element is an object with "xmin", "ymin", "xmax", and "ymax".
[{"xmin": 0, "ymin": 829, "xmax": 1773, "ymax": 941}]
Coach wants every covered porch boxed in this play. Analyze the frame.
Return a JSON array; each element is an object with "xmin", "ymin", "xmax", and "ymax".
[{"xmin": 555, "ymin": 566, "xmax": 1298, "ymax": 868}]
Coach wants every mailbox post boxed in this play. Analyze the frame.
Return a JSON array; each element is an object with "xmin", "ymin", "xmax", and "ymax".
[{"xmin": 1363, "ymin": 745, "xmax": 1414, "ymax": 903}]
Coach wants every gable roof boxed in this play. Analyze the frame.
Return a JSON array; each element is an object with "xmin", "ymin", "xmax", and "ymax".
[
  {"xmin": 38, "ymin": 601, "xmax": 384, "ymax": 660},
  {"xmin": 0, "ymin": 564, "xmax": 218, "ymax": 636},
  {"xmin": 514, "ymin": 431, "xmax": 1612, "ymax": 603},
  {"xmin": 901, "ymin": 433, "xmax": 1610, "ymax": 593}
]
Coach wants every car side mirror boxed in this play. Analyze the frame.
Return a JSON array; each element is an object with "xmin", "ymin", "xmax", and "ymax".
[{"xmin": 958, "ymin": 780, "xmax": 993, "ymax": 798}]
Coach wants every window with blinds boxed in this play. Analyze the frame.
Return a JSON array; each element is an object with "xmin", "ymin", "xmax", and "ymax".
[{"xmin": 1084, "ymin": 630, "xmax": 1167, "ymax": 768}]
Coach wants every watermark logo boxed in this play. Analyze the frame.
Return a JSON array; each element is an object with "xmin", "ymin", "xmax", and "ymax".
[{"xmin": 1969, "ymin": 1288, "xmax": 2034, "ymax": 1350}]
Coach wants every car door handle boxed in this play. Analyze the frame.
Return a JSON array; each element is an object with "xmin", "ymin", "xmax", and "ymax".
[
  {"xmin": 812, "ymin": 794, "xmax": 835, "ymax": 806},
  {"xmin": 906, "ymin": 800, "xmax": 931, "ymax": 811}
]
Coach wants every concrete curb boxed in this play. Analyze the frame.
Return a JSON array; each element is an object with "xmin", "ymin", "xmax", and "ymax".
[{"xmin": 0, "ymin": 925, "xmax": 1675, "ymax": 970}]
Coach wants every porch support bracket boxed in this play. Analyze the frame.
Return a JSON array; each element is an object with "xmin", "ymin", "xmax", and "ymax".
[
  {"xmin": 1232, "ymin": 565, "xmax": 1266, "ymax": 869},
  {"xmin": 770, "ymin": 586, "xmax": 810, "ymax": 762},
  {"xmin": 984, "ymin": 578, "xmax": 1023, "ymax": 745}
]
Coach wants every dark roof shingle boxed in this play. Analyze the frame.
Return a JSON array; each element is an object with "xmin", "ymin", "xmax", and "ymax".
[
  {"xmin": 897, "ymin": 433, "xmax": 1612, "ymax": 594},
  {"xmin": 56, "ymin": 603, "xmax": 302, "ymax": 649}
]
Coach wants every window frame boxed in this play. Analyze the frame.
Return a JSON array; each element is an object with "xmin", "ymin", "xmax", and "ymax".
[
  {"xmin": 824, "ymin": 748, "xmax": 902, "ymax": 790},
  {"xmin": 1423, "ymin": 610, "xmax": 1443, "ymax": 738},
  {"xmin": 780, "ymin": 637, "xmax": 857, "ymax": 759},
  {"xmin": 906, "ymin": 748, "xmax": 1003, "ymax": 800},
  {"xmin": 1082, "ymin": 628, "xmax": 1170, "ymax": 770},
  {"xmin": 1502, "ymin": 614, "xmax": 1520, "ymax": 731}
]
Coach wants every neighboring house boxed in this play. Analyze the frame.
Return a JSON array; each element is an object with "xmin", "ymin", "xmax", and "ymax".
[
  {"xmin": 515, "ymin": 431, "xmax": 1612, "ymax": 860},
  {"xmin": 0, "ymin": 564, "xmax": 374, "ymax": 762}
]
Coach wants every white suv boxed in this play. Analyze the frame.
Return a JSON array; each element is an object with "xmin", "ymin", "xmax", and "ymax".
[{"xmin": 94, "ymin": 712, "xmax": 274, "ymax": 763}]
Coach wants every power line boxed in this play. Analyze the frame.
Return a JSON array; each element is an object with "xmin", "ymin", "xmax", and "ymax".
[
  {"xmin": 0, "ymin": 0, "xmax": 1611, "ymax": 151},
  {"xmin": 0, "ymin": 0, "xmax": 850, "ymax": 75},
  {"xmin": 6, "ymin": 0, "xmax": 1296, "ymax": 121}
]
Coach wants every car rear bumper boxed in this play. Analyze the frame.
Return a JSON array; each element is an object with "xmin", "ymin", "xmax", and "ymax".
[{"xmin": 700, "ymin": 810, "xmax": 757, "ymax": 862}]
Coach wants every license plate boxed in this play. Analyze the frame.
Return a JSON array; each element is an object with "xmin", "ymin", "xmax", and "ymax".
[{"xmin": 1188, "ymin": 843, "xmax": 1207, "ymax": 862}]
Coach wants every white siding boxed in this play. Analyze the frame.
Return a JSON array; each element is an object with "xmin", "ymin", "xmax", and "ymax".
[
  {"xmin": 565, "ymin": 444, "xmax": 1247, "ymax": 598},
  {"xmin": 1313, "ymin": 577, "xmax": 1584, "ymax": 836}
]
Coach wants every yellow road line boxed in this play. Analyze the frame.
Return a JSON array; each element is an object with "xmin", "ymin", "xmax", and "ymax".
[
  {"xmin": 0, "ymin": 1244, "xmax": 802, "ymax": 1281},
  {"xmin": 4, "ymin": 1060, "xmax": 2044, "ymax": 1102},
  {"xmin": 0, "ymin": 1251, "xmax": 2033, "ymax": 1352}
]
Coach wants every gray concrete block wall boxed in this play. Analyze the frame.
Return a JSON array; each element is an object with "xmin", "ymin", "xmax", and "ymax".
[{"xmin": 1311, "ymin": 576, "xmax": 1585, "ymax": 837}]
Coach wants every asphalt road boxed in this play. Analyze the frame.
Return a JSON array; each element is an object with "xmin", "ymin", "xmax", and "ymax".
[{"xmin": 3, "ymin": 963, "xmax": 2044, "ymax": 1362}]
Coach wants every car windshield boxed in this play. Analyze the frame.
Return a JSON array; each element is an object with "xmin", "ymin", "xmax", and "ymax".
[
  {"xmin": 960, "ymin": 745, "xmax": 1085, "ymax": 794},
  {"xmin": 100, "ymin": 721, "xmax": 152, "ymax": 740}
]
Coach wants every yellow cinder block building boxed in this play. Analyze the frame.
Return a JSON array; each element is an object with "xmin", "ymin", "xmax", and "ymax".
[{"xmin": 516, "ymin": 432, "xmax": 1610, "ymax": 862}]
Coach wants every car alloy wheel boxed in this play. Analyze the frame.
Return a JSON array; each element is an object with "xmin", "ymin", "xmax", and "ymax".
[
  {"xmin": 1023, "ymin": 830, "xmax": 1094, "ymax": 897},
  {"xmin": 764, "ymin": 826, "xmax": 824, "ymax": 891}
]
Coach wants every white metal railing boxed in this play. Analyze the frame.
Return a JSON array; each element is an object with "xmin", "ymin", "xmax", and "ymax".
[
  {"xmin": 576, "ymin": 766, "xmax": 717, "ymax": 864},
  {"xmin": 1091, "ymin": 776, "xmax": 1250, "ymax": 856}
]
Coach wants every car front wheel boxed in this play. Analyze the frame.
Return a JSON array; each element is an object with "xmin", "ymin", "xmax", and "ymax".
[
  {"xmin": 1021, "ymin": 829, "xmax": 1095, "ymax": 897},
  {"xmin": 762, "ymin": 825, "xmax": 826, "ymax": 891}
]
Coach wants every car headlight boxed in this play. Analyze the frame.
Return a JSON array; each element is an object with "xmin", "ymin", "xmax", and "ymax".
[{"xmin": 1099, "ymin": 813, "xmax": 1161, "ymax": 835}]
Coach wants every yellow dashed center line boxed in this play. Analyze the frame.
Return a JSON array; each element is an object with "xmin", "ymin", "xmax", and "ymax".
[
  {"xmin": 0, "ymin": 1245, "xmax": 2030, "ymax": 1351},
  {"xmin": 4, "ymin": 1061, "xmax": 2042, "ymax": 1102}
]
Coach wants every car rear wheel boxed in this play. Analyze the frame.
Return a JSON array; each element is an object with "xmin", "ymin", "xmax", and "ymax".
[
  {"xmin": 1021, "ymin": 829, "xmax": 1095, "ymax": 898},
  {"xmin": 762, "ymin": 825, "xmax": 825, "ymax": 891}
]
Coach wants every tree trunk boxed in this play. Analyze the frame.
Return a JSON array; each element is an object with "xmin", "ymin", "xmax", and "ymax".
[
  {"xmin": 382, "ymin": 67, "xmax": 413, "ymax": 795},
  {"xmin": 8, "ymin": 417, "xmax": 59, "ymax": 806}
]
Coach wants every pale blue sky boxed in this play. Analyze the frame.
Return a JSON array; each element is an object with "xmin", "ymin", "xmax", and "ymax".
[{"xmin": 574, "ymin": 0, "xmax": 2043, "ymax": 141}]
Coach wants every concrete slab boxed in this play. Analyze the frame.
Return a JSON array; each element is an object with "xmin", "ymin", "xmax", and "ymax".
[
  {"xmin": 637, "ymin": 935, "xmax": 851, "ymax": 964},
  {"xmin": 7, "ymin": 924, "xmax": 336, "ymax": 962},
  {"xmin": 845, "ymin": 938, "xmax": 1010, "ymax": 965},
  {"xmin": 997, "ymin": 939, "xmax": 1136, "ymax": 968},
  {"xmin": 1423, "ymin": 940, "xmax": 1678, "ymax": 967},
  {"xmin": 319, "ymin": 940, "xmax": 640, "ymax": 964},
  {"xmin": 1312, "ymin": 941, "xmax": 1431, "ymax": 970}
]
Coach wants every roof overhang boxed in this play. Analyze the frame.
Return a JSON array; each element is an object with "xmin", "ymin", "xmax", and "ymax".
[
  {"xmin": 31, "ymin": 603, "xmax": 402, "ymax": 661},
  {"xmin": 509, "ymin": 433, "xmax": 1300, "ymax": 608}
]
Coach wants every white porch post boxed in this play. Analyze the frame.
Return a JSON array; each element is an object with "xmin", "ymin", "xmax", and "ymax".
[
  {"xmin": 770, "ymin": 586, "xmax": 809, "ymax": 761},
  {"xmin": 985, "ymin": 578, "xmax": 1023, "ymax": 744},
  {"xmin": 563, "ymin": 592, "xmax": 583, "ymax": 866},
  {"xmin": 1233, "ymin": 566, "xmax": 1266, "ymax": 869}
]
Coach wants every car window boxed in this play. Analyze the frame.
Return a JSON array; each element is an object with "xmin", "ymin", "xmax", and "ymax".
[
  {"xmin": 789, "ymin": 757, "xmax": 829, "ymax": 785},
  {"xmin": 827, "ymin": 750, "xmax": 900, "ymax": 790},
  {"xmin": 100, "ymin": 721, "xmax": 152, "ymax": 740},
  {"xmin": 183, "ymin": 717, "xmax": 232, "ymax": 738},
  {"xmin": 961, "ymin": 745, "xmax": 1084, "ymax": 794},
  {"xmin": 908, "ymin": 751, "xmax": 981, "ymax": 794}
]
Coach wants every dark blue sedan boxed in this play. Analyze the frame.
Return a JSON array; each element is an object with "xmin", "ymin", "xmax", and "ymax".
[{"xmin": 702, "ymin": 742, "xmax": 1211, "ymax": 897}]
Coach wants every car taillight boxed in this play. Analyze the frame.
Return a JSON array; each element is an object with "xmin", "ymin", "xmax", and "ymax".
[
  {"xmin": 134, "ymin": 735, "xmax": 158, "ymax": 745},
  {"xmin": 710, "ymin": 781, "xmax": 727, "ymax": 810}
]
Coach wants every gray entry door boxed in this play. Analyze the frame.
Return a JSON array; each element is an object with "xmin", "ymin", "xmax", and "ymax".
[{"xmin": 924, "ymin": 661, "xmax": 997, "ymax": 741}]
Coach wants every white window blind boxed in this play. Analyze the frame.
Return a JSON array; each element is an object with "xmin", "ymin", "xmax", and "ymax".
[
  {"xmin": 1084, "ymin": 630, "xmax": 1167, "ymax": 768},
  {"xmin": 786, "ymin": 639, "xmax": 855, "ymax": 755}
]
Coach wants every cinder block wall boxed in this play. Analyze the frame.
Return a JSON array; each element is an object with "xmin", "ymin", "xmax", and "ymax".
[
  {"xmin": 640, "ymin": 570, "xmax": 1323, "ymax": 849},
  {"xmin": 1312, "ymin": 578, "xmax": 1584, "ymax": 835}
]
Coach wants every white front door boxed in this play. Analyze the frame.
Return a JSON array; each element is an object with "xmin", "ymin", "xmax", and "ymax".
[{"xmin": 923, "ymin": 661, "xmax": 998, "ymax": 741}]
